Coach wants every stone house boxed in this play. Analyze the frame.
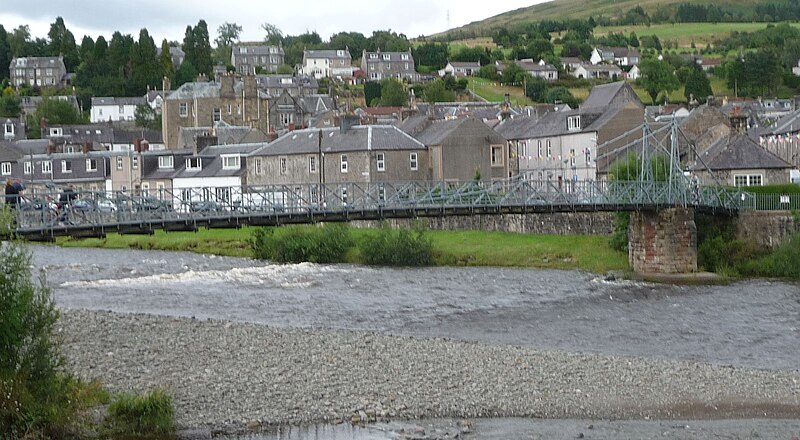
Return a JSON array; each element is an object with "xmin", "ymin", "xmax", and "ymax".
[
  {"xmin": 690, "ymin": 133, "xmax": 793, "ymax": 187},
  {"xmin": 161, "ymin": 74, "xmax": 269, "ymax": 149},
  {"xmin": 438, "ymin": 61, "xmax": 480, "ymax": 77},
  {"xmin": 301, "ymin": 49, "xmax": 355, "ymax": 79},
  {"xmin": 361, "ymin": 50, "xmax": 417, "ymax": 82},
  {"xmin": 256, "ymin": 74, "xmax": 318, "ymax": 98},
  {"xmin": 10, "ymin": 56, "xmax": 68, "ymax": 88},
  {"xmin": 231, "ymin": 45, "xmax": 285, "ymax": 74},
  {"xmin": 267, "ymin": 90, "xmax": 337, "ymax": 136},
  {"xmin": 757, "ymin": 108, "xmax": 800, "ymax": 169},
  {"xmin": 398, "ymin": 116, "xmax": 509, "ymax": 182},
  {"xmin": 90, "ymin": 96, "xmax": 147, "ymax": 123}
]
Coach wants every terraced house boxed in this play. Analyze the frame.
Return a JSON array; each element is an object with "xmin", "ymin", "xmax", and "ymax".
[
  {"xmin": 361, "ymin": 49, "xmax": 417, "ymax": 81},
  {"xmin": 231, "ymin": 44, "xmax": 285, "ymax": 74}
]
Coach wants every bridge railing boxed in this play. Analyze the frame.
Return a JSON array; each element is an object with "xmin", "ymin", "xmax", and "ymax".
[{"xmin": 9, "ymin": 178, "xmax": 746, "ymax": 233}]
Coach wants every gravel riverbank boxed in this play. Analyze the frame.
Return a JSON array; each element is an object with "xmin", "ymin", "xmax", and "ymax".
[{"xmin": 59, "ymin": 309, "xmax": 800, "ymax": 433}]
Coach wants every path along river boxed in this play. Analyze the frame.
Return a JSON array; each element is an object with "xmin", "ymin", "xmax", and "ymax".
[{"xmin": 33, "ymin": 245, "xmax": 800, "ymax": 438}]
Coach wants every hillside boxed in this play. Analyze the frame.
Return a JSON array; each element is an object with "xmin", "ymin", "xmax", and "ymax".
[{"xmin": 442, "ymin": 0, "xmax": 771, "ymax": 37}]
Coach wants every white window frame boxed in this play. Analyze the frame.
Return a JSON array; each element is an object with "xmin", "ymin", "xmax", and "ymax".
[
  {"xmin": 24, "ymin": 161, "xmax": 32, "ymax": 175},
  {"xmin": 309, "ymin": 156, "xmax": 317, "ymax": 173},
  {"xmin": 179, "ymin": 102, "xmax": 188, "ymax": 117},
  {"xmin": 490, "ymin": 145, "xmax": 503, "ymax": 167},
  {"xmin": 279, "ymin": 112, "xmax": 293, "ymax": 126},
  {"xmin": 222, "ymin": 155, "xmax": 241, "ymax": 170},
  {"xmin": 376, "ymin": 153, "xmax": 385, "ymax": 172},
  {"xmin": 116, "ymin": 156, "xmax": 124, "ymax": 170},
  {"xmin": 567, "ymin": 115, "xmax": 581, "ymax": 131},
  {"xmin": 156, "ymin": 182, "xmax": 165, "ymax": 199},
  {"xmin": 254, "ymin": 158, "xmax": 263, "ymax": 175},
  {"xmin": 734, "ymin": 174, "xmax": 763, "ymax": 187},
  {"xmin": 212, "ymin": 107, "xmax": 221, "ymax": 123},
  {"xmin": 158, "ymin": 155, "xmax": 174, "ymax": 169},
  {"xmin": 0, "ymin": 162, "xmax": 11, "ymax": 175},
  {"xmin": 131, "ymin": 156, "xmax": 138, "ymax": 170},
  {"xmin": 86, "ymin": 158, "xmax": 97, "ymax": 172},
  {"xmin": 340, "ymin": 154, "xmax": 348, "ymax": 173},
  {"xmin": 186, "ymin": 157, "xmax": 202, "ymax": 171},
  {"xmin": 141, "ymin": 182, "xmax": 150, "ymax": 197},
  {"xmin": 41, "ymin": 160, "xmax": 52, "ymax": 174},
  {"xmin": 410, "ymin": 152, "xmax": 418, "ymax": 171},
  {"xmin": 279, "ymin": 157, "xmax": 287, "ymax": 175}
]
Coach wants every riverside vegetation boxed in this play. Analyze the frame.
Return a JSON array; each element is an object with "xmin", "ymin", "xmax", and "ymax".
[{"xmin": 0, "ymin": 206, "xmax": 176, "ymax": 440}]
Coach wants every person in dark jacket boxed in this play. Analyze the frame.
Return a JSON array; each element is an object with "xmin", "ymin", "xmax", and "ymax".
[{"xmin": 5, "ymin": 179, "xmax": 20, "ymax": 208}]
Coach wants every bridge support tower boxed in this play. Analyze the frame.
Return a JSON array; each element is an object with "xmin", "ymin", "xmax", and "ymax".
[{"xmin": 628, "ymin": 208, "xmax": 697, "ymax": 274}]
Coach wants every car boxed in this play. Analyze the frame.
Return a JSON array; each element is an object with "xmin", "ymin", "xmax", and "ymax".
[
  {"xmin": 132, "ymin": 196, "xmax": 172, "ymax": 212},
  {"xmin": 96, "ymin": 199, "xmax": 117, "ymax": 212},
  {"xmin": 190, "ymin": 200, "xmax": 222, "ymax": 213}
]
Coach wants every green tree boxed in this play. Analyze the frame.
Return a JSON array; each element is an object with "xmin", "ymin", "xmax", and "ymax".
[
  {"xmin": 7, "ymin": 25, "xmax": 32, "ymax": 57},
  {"xmin": 412, "ymin": 42, "xmax": 449, "ymax": 70},
  {"xmin": 0, "ymin": 25, "xmax": 10, "ymax": 81},
  {"xmin": 629, "ymin": 32, "xmax": 640, "ymax": 48},
  {"xmin": 329, "ymin": 32, "xmax": 368, "ymax": 59},
  {"xmin": 0, "ymin": 94, "xmax": 21, "ymax": 117},
  {"xmin": 684, "ymin": 68, "xmax": 712, "ymax": 103},
  {"xmin": 183, "ymin": 21, "xmax": 213, "ymax": 77},
  {"xmin": 501, "ymin": 63, "xmax": 527, "ymax": 84},
  {"xmin": 544, "ymin": 86, "xmax": 578, "ymax": 107},
  {"xmin": 159, "ymin": 39, "xmax": 175, "ymax": 83},
  {"xmin": 524, "ymin": 76, "xmax": 549, "ymax": 102},
  {"xmin": 364, "ymin": 81, "xmax": 382, "ymax": 107},
  {"xmin": 379, "ymin": 78, "xmax": 407, "ymax": 106},
  {"xmin": 134, "ymin": 103, "xmax": 161, "ymax": 130},
  {"xmin": 34, "ymin": 97, "xmax": 84, "ymax": 125},
  {"xmin": 215, "ymin": 22, "xmax": 242, "ymax": 65},
  {"xmin": 130, "ymin": 29, "xmax": 160, "ymax": 95},
  {"xmin": 525, "ymin": 39, "xmax": 554, "ymax": 60},
  {"xmin": 174, "ymin": 59, "xmax": 197, "ymax": 87},
  {"xmin": 422, "ymin": 79, "xmax": 455, "ymax": 103},
  {"xmin": 261, "ymin": 23, "xmax": 283, "ymax": 45},
  {"xmin": 47, "ymin": 17, "xmax": 79, "ymax": 71},
  {"xmin": 639, "ymin": 58, "xmax": 679, "ymax": 104},
  {"xmin": 107, "ymin": 31, "xmax": 134, "ymax": 80}
]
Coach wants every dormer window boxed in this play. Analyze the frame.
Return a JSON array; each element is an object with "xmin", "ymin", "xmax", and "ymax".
[
  {"xmin": 337, "ymin": 50, "xmax": 345, "ymax": 57},
  {"xmin": 158, "ymin": 155, "xmax": 174, "ymax": 169},
  {"xmin": 186, "ymin": 157, "xmax": 202, "ymax": 171},
  {"xmin": 567, "ymin": 115, "xmax": 581, "ymax": 131},
  {"xmin": 401, "ymin": 54, "xmax": 409, "ymax": 60},
  {"xmin": 222, "ymin": 155, "xmax": 241, "ymax": 169},
  {"xmin": 49, "ymin": 127, "xmax": 63, "ymax": 136},
  {"xmin": 369, "ymin": 53, "xmax": 378, "ymax": 59},
  {"xmin": 382, "ymin": 54, "xmax": 390, "ymax": 61},
  {"xmin": 4, "ymin": 122, "xmax": 13, "ymax": 137}
]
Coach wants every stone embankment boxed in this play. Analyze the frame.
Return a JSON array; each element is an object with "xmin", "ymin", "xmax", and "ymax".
[{"xmin": 59, "ymin": 309, "xmax": 800, "ymax": 434}]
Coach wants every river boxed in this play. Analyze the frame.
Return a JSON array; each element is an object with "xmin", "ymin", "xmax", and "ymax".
[{"xmin": 32, "ymin": 245, "xmax": 800, "ymax": 439}]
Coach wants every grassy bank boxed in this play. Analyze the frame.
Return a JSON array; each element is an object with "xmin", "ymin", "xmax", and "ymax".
[{"xmin": 57, "ymin": 226, "xmax": 629, "ymax": 273}]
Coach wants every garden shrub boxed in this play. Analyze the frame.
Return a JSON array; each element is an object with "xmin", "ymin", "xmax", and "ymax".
[
  {"xmin": 739, "ymin": 233, "xmax": 800, "ymax": 278},
  {"xmin": 359, "ymin": 224, "xmax": 433, "ymax": 266},
  {"xmin": 250, "ymin": 224, "xmax": 351, "ymax": 263},
  {"xmin": 104, "ymin": 388, "xmax": 174, "ymax": 438}
]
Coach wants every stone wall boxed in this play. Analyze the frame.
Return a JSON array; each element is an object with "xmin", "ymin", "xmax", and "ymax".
[
  {"xmin": 736, "ymin": 211, "xmax": 800, "ymax": 250},
  {"xmin": 350, "ymin": 212, "xmax": 616, "ymax": 235},
  {"xmin": 628, "ymin": 208, "xmax": 697, "ymax": 274}
]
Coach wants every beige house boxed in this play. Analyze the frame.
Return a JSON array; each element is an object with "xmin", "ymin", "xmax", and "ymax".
[{"xmin": 161, "ymin": 75, "xmax": 269, "ymax": 149}]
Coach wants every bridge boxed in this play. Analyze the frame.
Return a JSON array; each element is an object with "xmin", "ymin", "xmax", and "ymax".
[{"xmin": 7, "ymin": 118, "xmax": 794, "ymax": 274}]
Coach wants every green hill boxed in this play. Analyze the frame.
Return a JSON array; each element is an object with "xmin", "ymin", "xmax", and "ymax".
[{"xmin": 440, "ymin": 0, "xmax": 774, "ymax": 37}]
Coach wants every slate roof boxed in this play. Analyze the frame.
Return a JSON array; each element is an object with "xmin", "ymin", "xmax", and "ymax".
[
  {"xmin": 0, "ymin": 141, "xmax": 24, "ymax": 162},
  {"xmin": 581, "ymin": 81, "xmax": 632, "ymax": 110},
  {"xmin": 47, "ymin": 125, "xmax": 115, "ymax": 144},
  {"xmin": 91, "ymin": 96, "xmax": 147, "ymax": 107},
  {"xmin": 394, "ymin": 115, "xmax": 431, "ymax": 136},
  {"xmin": 232, "ymin": 45, "xmax": 285, "ymax": 56},
  {"xmin": 448, "ymin": 61, "xmax": 480, "ymax": 68},
  {"xmin": 256, "ymin": 74, "xmax": 318, "ymax": 89},
  {"xmin": 304, "ymin": 49, "xmax": 351, "ymax": 60},
  {"xmin": 252, "ymin": 126, "xmax": 425, "ymax": 157},
  {"xmin": 178, "ymin": 126, "xmax": 268, "ymax": 149},
  {"xmin": 140, "ymin": 149, "xmax": 194, "ymax": 180},
  {"xmin": 691, "ymin": 134, "xmax": 793, "ymax": 171},
  {"xmin": 113, "ymin": 129, "xmax": 164, "ymax": 145},
  {"xmin": 495, "ymin": 116, "xmax": 537, "ymax": 140},
  {"xmin": 13, "ymin": 140, "xmax": 49, "ymax": 156},
  {"xmin": 363, "ymin": 51, "xmax": 414, "ymax": 63},
  {"xmin": 760, "ymin": 109, "xmax": 800, "ymax": 135}
]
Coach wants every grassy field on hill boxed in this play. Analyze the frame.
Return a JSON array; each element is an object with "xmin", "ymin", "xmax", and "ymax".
[
  {"xmin": 592, "ymin": 22, "xmax": 800, "ymax": 48},
  {"xmin": 442, "ymin": 0, "xmax": 768, "ymax": 36}
]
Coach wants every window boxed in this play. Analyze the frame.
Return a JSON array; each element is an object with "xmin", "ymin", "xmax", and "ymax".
[
  {"xmin": 141, "ymin": 182, "xmax": 150, "ymax": 197},
  {"xmin": 0, "ymin": 162, "xmax": 10, "ymax": 175},
  {"xmin": 310, "ymin": 185, "xmax": 319, "ymax": 204},
  {"xmin": 116, "ymin": 156, "xmax": 124, "ymax": 170},
  {"xmin": 157, "ymin": 182, "xmax": 165, "ymax": 199},
  {"xmin": 222, "ymin": 155, "xmax": 241, "ymax": 169},
  {"xmin": 410, "ymin": 152, "xmax": 418, "ymax": 171},
  {"xmin": 279, "ymin": 157, "xmax": 287, "ymax": 175},
  {"xmin": 570, "ymin": 149, "xmax": 576, "ymax": 167},
  {"xmin": 186, "ymin": 157, "xmax": 202, "ymax": 171},
  {"xmin": 537, "ymin": 140, "xmax": 542, "ymax": 158},
  {"xmin": 64, "ymin": 145, "xmax": 75, "ymax": 154},
  {"xmin": 49, "ymin": 127, "xmax": 62, "ymax": 136},
  {"xmin": 376, "ymin": 153, "xmax": 385, "ymax": 171},
  {"xmin": 86, "ymin": 158, "xmax": 97, "ymax": 172},
  {"xmin": 341, "ymin": 187, "xmax": 348, "ymax": 205},
  {"xmin": 382, "ymin": 54, "xmax": 390, "ymax": 60},
  {"xmin": 131, "ymin": 156, "xmax": 138, "ymax": 170},
  {"xmin": 41, "ymin": 161, "xmax": 52, "ymax": 174},
  {"xmin": 4, "ymin": 123, "xmax": 13, "ymax": 136},
  {"xmin": 734, "ymin": 174, "xmax": 763, "ymax": 187},
  {"xmin": 179, "ymin": 102, "xmax": 188, "ymax": 117},
  {"xmin": 24, "ymin": 161, "xmax": 32, "ymax": 174},
  {"xmin": 158, "ymin": 155, "xmax": 174, "ymax": 169},
  {"xmin": 254, "ymin": 158, "xmax": 263, "ymax": 175},
  {"xmin": 227, "ymin": 104, "xmax": 232, "ymax": 115},
  {"xmin": 378, "ymin": 184, "xmax": 385, "ymax": 202},
  {"xmin": 369, "ymin": 53, "xmax": 378, "ymax": 59},
  {"xmin": 279, "ymin": 113, "xmax": 293, "ymax": 126},
  {"xmin": 546, "ymin": 140, "xmax": 552, "ymax": 158},
  {"xmin": 212, "ymin": 107, "xmax": 221, "ymax": 122},
  {"xmin": 216, "ymin": 187, "xmax": 231, "ymax": 203},
  {"xmin": 567, "ymin": 115, "xmax": 581, "ymax": 131},
  {"xmin": 309, "ymin": 156, "xmax": 317, "ymax": 173},
  {"xmin": 491, "ymin": 145, "xmax": 503, "ymax": 166},
  {"xmin": 340, "ymin": 154, "xmax": 348, "ymax": 173}
]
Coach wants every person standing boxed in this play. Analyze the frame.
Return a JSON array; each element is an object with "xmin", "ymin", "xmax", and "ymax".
[{"xmin": 5, "ymin": 179, "xmax": 20, "ymax": 208}]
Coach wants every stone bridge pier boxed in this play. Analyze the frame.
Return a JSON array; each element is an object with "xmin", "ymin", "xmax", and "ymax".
[{"xmin": 628, "ymin": 208, "xmax": 697, "ymax": 274}]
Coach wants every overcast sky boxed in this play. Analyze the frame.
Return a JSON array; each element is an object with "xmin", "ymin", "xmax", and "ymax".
[{"xmin": 0, "ymin": 1, "xmax": 547, "ymax": 45}]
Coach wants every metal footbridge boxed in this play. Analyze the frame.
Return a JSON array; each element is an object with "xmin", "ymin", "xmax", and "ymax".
[{"xmin": 12, "ymin": 178, "xmax": 745, "ymax": 240}]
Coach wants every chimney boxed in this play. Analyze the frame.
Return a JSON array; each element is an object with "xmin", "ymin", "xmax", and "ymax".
[
  {"xmin": 133, "ymin": 138, "xmax": 142, "ymax": 152},
  {"xmin": 196, "ymin": 73, "xmax": 208, "ymax": 83},
  {"xmin": 162, "ymin": 76, "xmax": 171, "ymax": 92},
  {"xmin": 340, "ymin": 114, "xmax": 359, "ymax": 134},
  {"xmin": 220, "ymin": 73, "xmax": 235, "ymax": 99},
  {"xmin": 82, "ymin": 142, "xmax": 91, "ymax": 154},
  {"xmin": 243, "ymin": 75, "xmax": 257, "ymax": 99},
  {"xmin": 729, "ymin": 107, "xmax": 748, "ymax": 134},
  {"xmin": 47, "ymin": 139, "xmax": 56, "ymax": 154}
]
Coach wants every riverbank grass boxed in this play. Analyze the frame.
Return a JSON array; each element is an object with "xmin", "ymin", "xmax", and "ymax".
[{"xmin": 57, "ymin": 226, "xmax": 629, "ymax": 273}]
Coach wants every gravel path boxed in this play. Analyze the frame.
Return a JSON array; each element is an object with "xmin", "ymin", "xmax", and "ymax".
[{"xmin": 59, "ymin": 309, "xmax": 800, "ymax": 433}]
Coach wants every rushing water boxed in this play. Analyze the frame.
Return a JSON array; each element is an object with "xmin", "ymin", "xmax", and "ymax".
[{"xmin": 34, "ymin": 245, "xmax": 800, "ymax": 371}]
